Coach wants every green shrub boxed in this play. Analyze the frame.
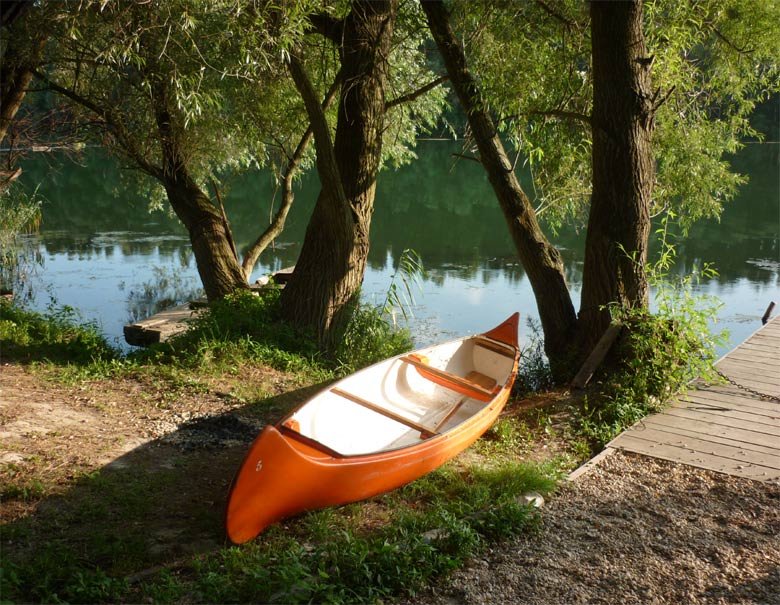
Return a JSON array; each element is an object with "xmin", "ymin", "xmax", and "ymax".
[
  {"xmin": 575, "ymin": 216, "xmax": 728, "ymax": 447},
  {"xmin": 0, "ymin": 301, "xmax": 119, "ymax": 365}
]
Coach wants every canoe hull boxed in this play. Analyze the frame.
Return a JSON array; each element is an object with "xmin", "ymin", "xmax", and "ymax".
[{"xmin": 225, "ymin": 313, "xmax": 519, "ymax": 544}]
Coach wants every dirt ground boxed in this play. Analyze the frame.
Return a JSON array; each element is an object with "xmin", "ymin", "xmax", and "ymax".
[
  {"xmin": 2, "ymin": 362, "xmax": 779, "ymax": 603},
  {"xmin": 0, "ymin": 361, "xmax": 322, "ymax": 573},
  {"xmin": 414, "ymin": 449, "xmax": 780, "ymax": 605}
]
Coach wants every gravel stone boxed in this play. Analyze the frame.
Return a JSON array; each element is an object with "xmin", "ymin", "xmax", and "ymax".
[{"xmin": 414, "ymin": 450, "xmax": 780, "ymax": 605}]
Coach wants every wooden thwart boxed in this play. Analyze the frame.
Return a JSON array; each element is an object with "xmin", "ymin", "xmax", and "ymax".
[
  {"xmin": 473, "ymin": 337, "xmax": 517, "ymax": 358},
  {"xmin": 433, "ymin": 395, "xmax": 470, "ymax": 432},
  {"xmin": 330, "ymin": 387, "xmax": 438, "ymax": 439},
  {"xmin": 400, "ymin": 355, "xmax": 496, "ymax": 398}
]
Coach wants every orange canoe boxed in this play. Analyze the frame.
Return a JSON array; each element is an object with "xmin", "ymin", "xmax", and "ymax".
[{"xmin": 225, "ymin": 313, "xmax": 520, "ymax": 544}]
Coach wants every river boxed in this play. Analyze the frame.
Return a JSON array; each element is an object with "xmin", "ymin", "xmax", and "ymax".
[{"xmin": 13, "ymin": 140, "xmax": 780, "ymax": 356}]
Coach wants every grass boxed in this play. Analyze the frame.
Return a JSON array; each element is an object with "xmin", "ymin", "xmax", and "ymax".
[
  {"xmin": 129, "ymin": 460, "xmax": 559, "ymax": 604},
  {"xmin": 0, "ymin": 295, "xmax": 566, "ymax": 604},
  {"xmin": 1, "ymin": 452, "xmax": 561, "ymax": 604},
  {"xmin": 0, "ymin": 295, "xmax": 569, "ymax": 604}
]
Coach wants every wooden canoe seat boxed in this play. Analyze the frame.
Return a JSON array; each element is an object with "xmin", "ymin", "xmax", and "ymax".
[
  {"xmin": 473, "ymin": 337, "xmax": 517, "ymax": 358},
  {"xmin": 330, "ymin": 387, "xmax": 438, "ymax": 439},
  {"xmin": 400, "ymin": 355, "xmax": 498, "ymax": 401}
]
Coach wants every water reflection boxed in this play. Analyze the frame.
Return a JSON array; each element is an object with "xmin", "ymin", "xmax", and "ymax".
[{"xmin": 15, "ymin": 141, "xmax": 780, "ymax": 353}]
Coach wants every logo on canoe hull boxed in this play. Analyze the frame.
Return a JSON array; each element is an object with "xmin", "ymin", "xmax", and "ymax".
[{"xmin": 255, "ymin": 459, "xmax": 263, "ymax": 472}]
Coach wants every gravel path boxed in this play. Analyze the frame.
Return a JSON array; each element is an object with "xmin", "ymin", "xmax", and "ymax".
[{"xmin": 414, "ymin": 450, "xmax": 780, "ymax": 605}]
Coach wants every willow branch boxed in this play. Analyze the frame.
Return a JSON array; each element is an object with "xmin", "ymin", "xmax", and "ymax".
[
  {"xmin": 32, "ymin": 69, "xmax": 163, "ymax": 179},
  {"xmin": 528, "ymin": 109, "xmax": 591, "ymax": 126},
  {"xmin": 386, "ymin": 75, "xmax": 448, "ymax": 109}
]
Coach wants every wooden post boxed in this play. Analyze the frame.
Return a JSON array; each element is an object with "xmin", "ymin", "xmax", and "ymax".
[
  {"xmin": 570, "ymin": 322, "xmax": 623, "ymax": 389},
  {"xmin": 762, "ymin": 301, "xmax": 776, "ymax": 325}
]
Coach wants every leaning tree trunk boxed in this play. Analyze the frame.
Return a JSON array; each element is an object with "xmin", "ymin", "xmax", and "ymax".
[
  {"xmin": 578, "ymin": 0, "xmax": 655, "ymax": 351},
  {"xmin": 162, "ymin": 174, "xmax": 249, "ymax": 301},
  {"xmin": 0, "ymin": 1, "xmax": 46, "ymax": 193},
  {"xmin": 280, "ymin": 0, "xmax": 397, "ymax": 346},
  {"xmin": 421, "ymin": 0, "xmax": 578, "ymax": 380},
  {"xmin": 152, "ymin": 80, "xmax": 248, "ymax": 301}
]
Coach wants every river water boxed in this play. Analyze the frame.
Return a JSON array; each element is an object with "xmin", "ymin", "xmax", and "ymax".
[{"xmin": 14, "ymin": 141, "xmax": 780, "ymax": 356}]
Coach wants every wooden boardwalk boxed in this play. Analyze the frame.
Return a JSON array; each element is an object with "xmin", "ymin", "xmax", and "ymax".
[{"xmin": 608, "ymin": 313, "xmax": 780, "ymax": 484}]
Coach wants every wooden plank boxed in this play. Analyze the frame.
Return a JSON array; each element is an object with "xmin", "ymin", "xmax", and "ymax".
[
  {"xmin": 678, "ymin": 393, "xmax": 780, "ymax": 418},
  {"xmin": 719, "ymin": 351, "xmax": 780, "ymax": 367},
  {"xmin": 614, "ymin": 425, "xmax": 780, "ymax": 470},
  {"xmin": 639, "ymin": 416, "xmax": 780, "ymax": 456},
  {"xmin": 724, "ymin": 341, "xmax": 780, "ymax": 354},
  {"xmin": 681, "ymin": 390, "xmax": 780, "ymax": 415},
  {"xmin": 640, "ymin": 412, "xmax": 780, "ymax": 449},
  {"xmin": 570, "ymin": 322, "xmax": 623, "ymax": 389},
  {"xmin": 610, "ymin": 434, "xmax": 780, "ymax": 483},
  {"xmin": 718, "ymin": 357, "xmax": 780, "ymax": 375},
  {"xmin": 662, "ymin": 406, "xmax": 780, "ymax": 437},
  {"xmin": 330, "ymin": 387, "xmax": 437, "ymax": 438},
  {"xmin": 671, "ymin": 400, "xmax": 780, "ymax": 426}
]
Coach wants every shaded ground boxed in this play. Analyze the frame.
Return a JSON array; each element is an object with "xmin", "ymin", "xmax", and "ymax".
[{"xmin": 0, "ymin": 362, "xmax": 324, "ymax": 580}]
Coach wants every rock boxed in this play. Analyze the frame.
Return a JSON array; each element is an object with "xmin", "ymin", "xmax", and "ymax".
[{"xmin": 519, "ymin": 491, "xmax": 545, "ymax": 508}]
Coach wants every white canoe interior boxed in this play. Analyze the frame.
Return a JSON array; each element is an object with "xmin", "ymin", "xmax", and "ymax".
[{"xmin": 286, "ymin": 336, "xmax": 516, "ymax": 456}]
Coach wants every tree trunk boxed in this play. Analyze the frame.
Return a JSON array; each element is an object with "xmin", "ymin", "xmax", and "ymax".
[
  {"xmin": 1, "ymin": 1, "xmax": 46, "ymax": 191},
  {"xmin": 578, "ymin": 0, "xmax": 654, "ymax": 350},
  {"xmin": 151, "ymin": 80, "xmax": 248, "ymax": 301},
  {"xmin": 421, "ymin": 0, "xmax": 577, "ymax": 379},
  {"xmin": 280, "ymin": 0, "xmax": 397, "ymax": 346}
]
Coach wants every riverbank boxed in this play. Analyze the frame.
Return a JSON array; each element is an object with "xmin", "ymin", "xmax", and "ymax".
[
  {"xmin": 0, "ymin": 357, "xmax": 572, "ymax": 602},
  {"xmin": 3, "ymin": 357, "xmax": 779, "ymax": 603}
]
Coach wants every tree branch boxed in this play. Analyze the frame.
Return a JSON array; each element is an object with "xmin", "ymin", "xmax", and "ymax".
[
  {"xmin": 32, "ymin": 69, "xmax": 163, "ymax": 179},
  {"xmin": 286, "ymin": 52, "xmax": 347, "ymax": 208},
  {"xmin": 386, "ymin": 75, "xmax": 448, "ymax": 109},
  {"xmin": 307, "ymin": 11, "xmax": 345, "ymax": 43},
  {"xmin": 528, "ymin": 109, "xmax": 591, "ymax": 126},
  {"xmin": 535, "ymin": 0, "xmax": 574, "ymax": 28},
  {"xmin": 709, "ymin": 24, "xmax": 753, "ymax": 55},
  {"xmin": 241, "ymin": 71, "xmax": 342, "ymax": 279}
]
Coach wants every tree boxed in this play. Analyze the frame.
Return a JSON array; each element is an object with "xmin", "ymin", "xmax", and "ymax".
[
  {"xmin": 422, "ymin": 0, "xmax": 779, "ymax": 379},
  {"xmin": 0, "ymin": 0, "xmax": 45, "ymax": 192},
  {"xmin": 579, "ymin": 0, "xmax": 655, "ymax": 348},
  {"xmin": 28, "ymin": 0, "xmax": 316, "ymax": 300},
  {"xmin": 278, "ymin": 0, "xmax": 447, "ymax": 347},
  {"xmin": 420, "ymin": 0, "xmax": 578, "ymax": 377}
]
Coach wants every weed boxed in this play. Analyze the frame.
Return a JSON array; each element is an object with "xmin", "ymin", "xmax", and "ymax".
[
  {"xmin": 474, "ymin": 417, "xmax": 533, "ymax": 457},
  {"xmin": 514, "ymin": 319, "xmax": 553, "ymax": 395},
  {"xmin": 1, "ymin": 478, "xmax": 46, "ymax": 502},
  {"xmin": 0, "ymin": 545, "xmax": 129, "ymax": 603},
  {"xmin": 330, "ymin": 300, "xmax": 414, "ymax": 374},
  {"xmin": 574, "ymin": 214, "xmax": 728, "ymax": 448}
]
